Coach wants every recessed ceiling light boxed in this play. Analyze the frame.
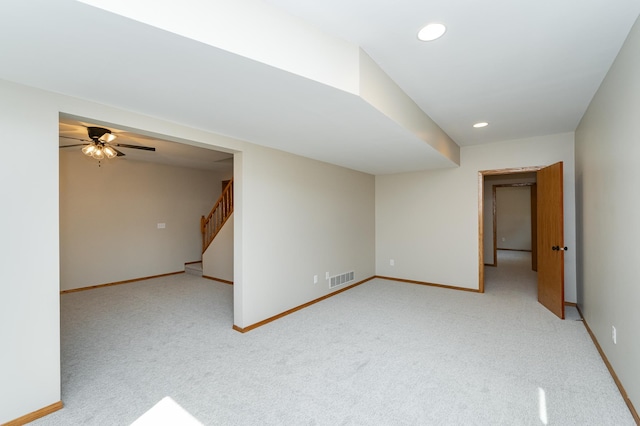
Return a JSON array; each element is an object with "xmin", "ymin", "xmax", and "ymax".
[
  {"xmin": 418, "ymin": 23, "xmax": 446, "ymax": 41},
  {"xmin": 473, "ymin": 122, "xmax": 489, "ymax": 128}
]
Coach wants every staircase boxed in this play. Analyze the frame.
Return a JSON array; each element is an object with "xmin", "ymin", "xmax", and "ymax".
[{"xmin": 201, "ymin": 179, "xmax": 234, "ymax": 253}]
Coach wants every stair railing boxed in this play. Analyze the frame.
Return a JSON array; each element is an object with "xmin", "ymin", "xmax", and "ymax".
[{"xmin": 201, "ymin": 179, "xmax": 233, "ymax": 253}]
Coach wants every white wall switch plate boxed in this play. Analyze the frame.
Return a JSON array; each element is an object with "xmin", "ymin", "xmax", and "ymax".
[{"xmin": 157, "ymin": 223, "xmax": 166, "ymax": 229}]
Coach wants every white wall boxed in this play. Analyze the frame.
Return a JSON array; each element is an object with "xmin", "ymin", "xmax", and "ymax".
[
  {"xmin": 376, "ymin": 132, "xmax": 576, "ymax": 302},
  {"xmin": 60, "ymin": 150, "xmax": 223, "ymax": 290},
  {"xmin": 0, "ymin": 81, "xmax": 61, "ymax": 424},
  {"xmin": 575, "ymin": 15, "xmax": 640, "ymax": 412},
  {"xmin": 496, "ymin": 186, "xmax": 532, "ymax": 251},
  {"xmin": 203, "ymin": 213, "xmax": 234, "ymax": 282},
  {"xmin": 237, "ymin": 144, "xmax": 375, "ymax": 327}
]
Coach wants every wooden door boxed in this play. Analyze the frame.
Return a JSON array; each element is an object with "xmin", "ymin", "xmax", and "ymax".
[
  {"xmin": 537, "ymin": 162, "xmax": 565, "ymax": 319},
  {"xmin": 531, "ymin": 183, "xmax": 537, "ymax": 271}
]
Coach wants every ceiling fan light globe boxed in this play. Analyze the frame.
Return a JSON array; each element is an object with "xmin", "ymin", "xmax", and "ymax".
[
  {"xmin": 103, "ymin": 145, "xmax": 117, "ymax": 158},
  {"xmin": 92, "ymin": 147, "xmax": 105, "ymax": 160},
  {"xmin": 82, "ymin": 144, "xmax": 96, "ymax": 156}
]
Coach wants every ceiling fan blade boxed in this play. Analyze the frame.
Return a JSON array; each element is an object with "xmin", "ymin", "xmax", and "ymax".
[
  {"xmin": 59, "ymin": 143, "xmax": 88, "ymax": 148},
  {"xmin": 114, "ymin": 148, "xmax": 126, "ymax": 157},
  {"xmin": 60, "ymin": 135, "xmax": 89, "ymax": 142},
  {"xmin": 114, "ymin": 143, "xmax": 156, "ymax": 152}
]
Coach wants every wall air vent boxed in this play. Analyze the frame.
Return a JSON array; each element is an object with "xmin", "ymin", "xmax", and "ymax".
[{"xmin": 329, "ymin": 271, "xmax": 355, "ymax": 289}]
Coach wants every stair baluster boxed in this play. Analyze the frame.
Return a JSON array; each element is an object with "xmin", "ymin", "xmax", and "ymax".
[{"xmin": 201, "ymin": 179, "xmax": 233, "ymax": 253}]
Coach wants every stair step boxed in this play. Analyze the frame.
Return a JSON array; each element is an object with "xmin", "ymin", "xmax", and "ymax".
[{"xmin": 185, "ymin": 262, "xmax": 203, "ymax": 277}]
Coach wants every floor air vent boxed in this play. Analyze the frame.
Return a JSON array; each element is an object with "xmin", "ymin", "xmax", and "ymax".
[{"xmin": 330, "ymin": 271, "xmax": 355, "ymax": 289}]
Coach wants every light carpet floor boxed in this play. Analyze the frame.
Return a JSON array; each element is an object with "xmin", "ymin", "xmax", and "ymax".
[{"xmin": 33, "ymin": 251, "xmax": 634, "ymax": 425}]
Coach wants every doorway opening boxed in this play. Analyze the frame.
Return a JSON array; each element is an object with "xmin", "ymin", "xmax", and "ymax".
[
  {"xmin": 58, "ymin": 114, "xmax": 235, "ymax": 294},
  {"xmin": 478, "ymin": 166, "xmax": 542, "ymax": 293},
  {"xmin": 479, "ymin": 164, "xmax": 566, "ymax": 319},
  {"xmin": 58, "ymin": 113, "xmax": 238, "ymax": 408},
  {"xmin": 490, "ymin": 182, "xmax": 537, "ymax": 269}
]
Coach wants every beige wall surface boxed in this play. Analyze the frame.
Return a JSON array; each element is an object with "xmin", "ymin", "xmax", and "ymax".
[
  {"xmin": 59, "ymin": 150, "xmax": 224, "ymax": 290},
  {"xmin": 575, "ymin": 15, "xmax": 640, "ymax": 413},
  {"xmin": 496, "ymin": 186, "xmax": 532, "ymax": 251},
  {"xmin": 376, "ymin": 132, "xmax": 576, "ymax": 301},
  {"xmin": 236, "ymin": 144, "xmax": 375, "ymax": 327}
]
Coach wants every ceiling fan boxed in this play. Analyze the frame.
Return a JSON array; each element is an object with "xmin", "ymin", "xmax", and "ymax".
[{"xmin": 60, "ymin": 126, "xmax": 156, "ymax": 160}]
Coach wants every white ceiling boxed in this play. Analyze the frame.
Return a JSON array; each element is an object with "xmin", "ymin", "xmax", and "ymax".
[
  {"xmin": 266, "ymin": 0, "xmax": 640, "ymax": 146},
  {"xmin": 2, "ymin": 0, "xmax": 639, "ymax": 174}
]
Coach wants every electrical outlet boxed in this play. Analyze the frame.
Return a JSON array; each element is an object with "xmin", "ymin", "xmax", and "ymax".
[
  {"xmin": 390, "ymin": 259, "xmax": 395, "ymax": 266},
  {"xmin": 313, "ymin": 275, "xmax": 318, "ymax": 284},
  {"xmin": 612, "ymin": 326, "xmax": 617, "ymax": 344}
]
